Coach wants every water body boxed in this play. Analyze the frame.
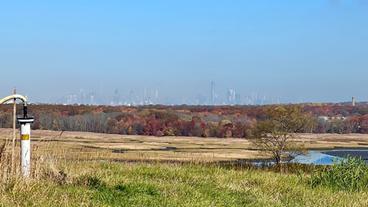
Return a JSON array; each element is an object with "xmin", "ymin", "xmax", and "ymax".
[
  {"xmin": 290, "ymin": 148, "xmax": 368, "ymax": 165},
  {"xmin": 322, "ymin": 148, "xmax": 368, "ymax": 162}
]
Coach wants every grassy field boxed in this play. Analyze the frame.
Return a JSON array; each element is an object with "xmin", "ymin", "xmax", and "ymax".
[
  {"xmin": 2, "ymin": 128, "xmax": 368, "ymax": 163},
  {"xmin": 1, "ymin": 129, "xmax": 368, "ymax": 206},
  {"xmin": 1, "ymin": 162, "xmax": 368, "ymax": 206}
]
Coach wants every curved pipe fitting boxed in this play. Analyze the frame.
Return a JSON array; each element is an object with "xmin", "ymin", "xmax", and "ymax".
[
  {"xmin": 0, "ymin": 94, "xmax": 28, "ymax": 117},
  {"xmin": 0, "ymin": 94, "xmax": 28, "ymax": 106}
]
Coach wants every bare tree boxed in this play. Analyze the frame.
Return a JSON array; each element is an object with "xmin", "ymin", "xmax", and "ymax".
[{"xmin": 251, "ymin": 105, "xmax": 314, "ymax": 165}]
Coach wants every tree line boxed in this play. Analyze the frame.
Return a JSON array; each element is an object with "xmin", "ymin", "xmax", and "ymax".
[{"xmin": 0, "ymin": 103, "xmax": 368, "ymax": 137}]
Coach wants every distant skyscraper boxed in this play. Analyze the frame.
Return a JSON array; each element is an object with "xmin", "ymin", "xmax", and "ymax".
[
  {"xmin": 112, "ymin": 89, "xmax": 120, "ymax": 105},
  {"xmin": 154, "ymin": 89, "xmax": 159, "ymax": 103},
  {"xmin": 235, "ymin": 93, "xmax": 241, "ymax": 105},
  {"xmin": 210, "ymin": 81, "xmax": 216, "ymax": 105},
  {"xmin": 128, "ymin": 90, "xmax": 135, "ymax": 105},
  {"xmin": 90, "ymin": 94, "xmax": 95, "ymax": 105},
  {"xmin": 227, "ymin": 89, "xmax": 236, "ymax": 105},
  {"xmin": 352, "ymin": 97, "xmax": 356, "ymax": 106},
  {"xmin": 79, "ymin": 89, "xmax": 86, "ymax": 104}
]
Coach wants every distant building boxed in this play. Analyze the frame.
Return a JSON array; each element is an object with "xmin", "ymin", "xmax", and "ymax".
[
  {"xmin": 210, "ymin": 81, "xmax": 216, "ymax": 105},
  {"xmin": 235, "ymin": 93, "xmax": 241, "ymax": 105},
  {"xmin": 352, "ymin": 97, "xmax": 356, "ymax": 107},
  {"xmin": 318, "ymin": 115, "xmax": 347, "ymax": 122},
  {"xmin": 112, "ymin": 89, "xmax": 120, "ymax": 105},
  {"xmin": 318, "ymin": 116, "xmax": 329, "ymax": 122},
  {"xmin": 227, "ymin": 89, "xmax": 236, "ymax": 105}
]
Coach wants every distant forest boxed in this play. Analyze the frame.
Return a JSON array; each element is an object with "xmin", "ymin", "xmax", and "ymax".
[{"xmin": 1, "ymin": 103, "xmax": 368, "ymax": 138}]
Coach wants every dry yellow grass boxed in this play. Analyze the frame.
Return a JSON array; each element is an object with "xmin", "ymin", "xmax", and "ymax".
[{"xmin": 1, "ymin": 128, "xmax": 368, "ymax": 163}]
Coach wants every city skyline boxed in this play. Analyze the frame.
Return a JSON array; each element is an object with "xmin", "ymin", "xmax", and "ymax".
[
  {"xmin": 10, "ymin": 81, "xmax": 356, "ymax": 106},
  {"xmin": 1, "ymin": 1, "xmax": 367, "ymax": 104}
]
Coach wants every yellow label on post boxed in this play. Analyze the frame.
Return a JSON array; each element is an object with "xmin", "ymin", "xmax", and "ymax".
[{"xmin": 21, "ymin": 134, "xmax": 30, "ymax": 140}]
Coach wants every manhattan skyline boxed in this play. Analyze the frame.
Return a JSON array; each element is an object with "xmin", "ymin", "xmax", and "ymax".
[{"xmin": 1, "ymin": 1, "xmax": 367, "ymax": 104}]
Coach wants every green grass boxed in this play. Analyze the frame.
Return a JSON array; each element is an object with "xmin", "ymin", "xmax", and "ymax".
[
  {"xmin": 1, "ymin": 161, "xmax": 368, "ymax": 207},
  {"xmin": 310, "ymin": 156, "xmax": 368, "ymax": 191}
]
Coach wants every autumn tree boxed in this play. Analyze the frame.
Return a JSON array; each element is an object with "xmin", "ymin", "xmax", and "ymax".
[{"xmin": 251, "ymin": 105, "xmax": 314, "ymax": 165}]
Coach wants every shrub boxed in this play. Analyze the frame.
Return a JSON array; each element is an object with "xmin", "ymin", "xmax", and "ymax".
[{"xmin": 309, "ymin": 156, "xmax": 368, "ymax": 191}]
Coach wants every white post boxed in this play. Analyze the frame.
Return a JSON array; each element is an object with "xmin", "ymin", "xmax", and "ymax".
[
  {"xmin": 12, "ymin": 88, "xmax": 16, "ymax": 175},
  {"xmin": 18, "ymin": 118, "xmax": 34, "ymax": 177},
  {"xmin": 0, "ymin": 94, "xmax": 33, "ymax": 178}
]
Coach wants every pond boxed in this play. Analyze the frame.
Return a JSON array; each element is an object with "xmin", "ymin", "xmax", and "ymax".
[{"xmin": 290, "ymin": 148, "xmax": 368, "ymax": 165}]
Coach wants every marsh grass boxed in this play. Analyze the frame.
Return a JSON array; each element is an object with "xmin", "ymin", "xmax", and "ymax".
[
  {"xmin": 0, "ymin": 129, "xmax": 368, "ymax": 206},
  {"xmin": 310, "ymin": 156, "xmax": 368, "ymax": 192}
]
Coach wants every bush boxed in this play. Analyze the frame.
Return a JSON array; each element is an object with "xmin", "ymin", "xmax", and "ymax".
[{"xmin": 309, "ymin": 156, "xmax": 368, "ymax": 191}]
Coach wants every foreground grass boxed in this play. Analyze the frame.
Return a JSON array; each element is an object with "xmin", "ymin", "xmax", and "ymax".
[{"xmin": 1, "ymin": 161, "xmax": 368, "ymax": 207}]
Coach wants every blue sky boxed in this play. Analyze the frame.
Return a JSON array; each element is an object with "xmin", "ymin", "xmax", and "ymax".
[{"xmin": 0, "ymin": 0, "xmax": 367, "ymax": 104}]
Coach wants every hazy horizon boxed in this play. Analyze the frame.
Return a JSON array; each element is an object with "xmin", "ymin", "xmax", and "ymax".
[{"xmin": 1, "ymin": 1, "xmax": 367, "ymax": 105}]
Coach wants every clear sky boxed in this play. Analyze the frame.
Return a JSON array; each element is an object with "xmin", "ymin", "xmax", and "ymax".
[{"xmin": 0, "ymin": 0, "xmax": 367, "ymax": 104}]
